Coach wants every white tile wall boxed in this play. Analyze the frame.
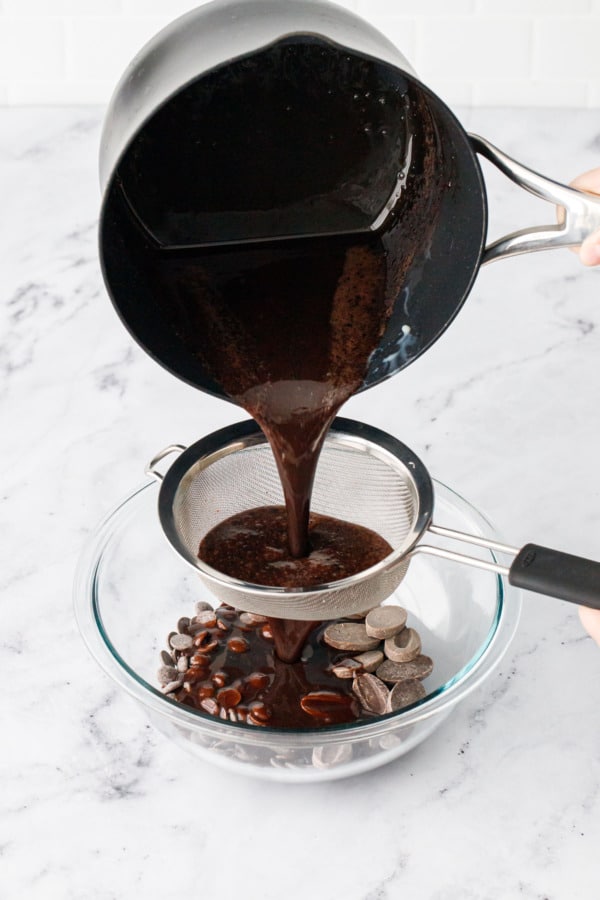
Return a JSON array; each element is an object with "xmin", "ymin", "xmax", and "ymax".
[{"xmin": 0, "ymin": 0, "xmax": 598, "ymax": 107}]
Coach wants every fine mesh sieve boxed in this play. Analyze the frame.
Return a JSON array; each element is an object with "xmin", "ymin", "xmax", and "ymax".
[{"xmin": 147, "ymin": 418, "xmax": 600, "ymax": 620}]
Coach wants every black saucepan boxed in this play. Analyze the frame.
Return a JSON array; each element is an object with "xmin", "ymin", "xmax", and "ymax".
[{"xmin": 98, "ymin": 0, "xmax": 600, "ymax": 400}]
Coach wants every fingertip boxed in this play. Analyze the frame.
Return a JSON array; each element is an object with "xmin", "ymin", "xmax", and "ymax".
[
  {"xmin": 579, "ymin": 605, "xmax": 600, "ymax": 645},
  {"xmin": 579, "ymin": 235, "xmax": 600, "ymax": 267}
]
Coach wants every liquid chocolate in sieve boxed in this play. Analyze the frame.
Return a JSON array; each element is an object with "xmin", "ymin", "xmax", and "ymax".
[
  {"xmin": 200, "ymin": 506, "xmax": 393, "ymax": 589},
  {"xmin": 199, "ymin": 506, "xmax": 393, "ymax": 662}
]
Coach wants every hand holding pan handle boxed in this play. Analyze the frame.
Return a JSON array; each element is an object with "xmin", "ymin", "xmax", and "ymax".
[
  {"xmin": 412, "ymin": 524, "xmax": 600, "ymax": 609},
  {"xmin": 470, "ymin": 133, "xmax": 600, "ymax": 265}
]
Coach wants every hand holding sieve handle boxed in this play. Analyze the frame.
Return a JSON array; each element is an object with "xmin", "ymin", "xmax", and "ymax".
[{"xmin": 509, "ymin": 544, "xmax": 600, "ymax": 609}]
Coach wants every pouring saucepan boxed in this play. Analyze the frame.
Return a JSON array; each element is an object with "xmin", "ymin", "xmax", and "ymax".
[{"xmin": 98, "ymin": 0, "xmax": 600, "ymax": 398}]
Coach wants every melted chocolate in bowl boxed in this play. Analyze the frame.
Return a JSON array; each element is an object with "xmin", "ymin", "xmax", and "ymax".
[{"xmin": 172, "ymin": 607, "xmax": 364, "ymax": 728}]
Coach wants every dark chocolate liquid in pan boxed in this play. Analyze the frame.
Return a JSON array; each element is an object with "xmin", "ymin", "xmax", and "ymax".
[{"xmin": 128, "ymin": 39, "xmax": 439, "ymax": 661}]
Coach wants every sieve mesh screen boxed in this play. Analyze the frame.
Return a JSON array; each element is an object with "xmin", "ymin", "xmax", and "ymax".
[
  {"xmin": 172, "ymin": 439, "xmax": 417, "ymax": 559},
  {"xmin": 157, "ymin": 429, "xmax": 425, "ymax": 619}
]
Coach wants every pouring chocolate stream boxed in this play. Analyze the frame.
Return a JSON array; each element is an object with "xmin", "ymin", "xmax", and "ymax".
[{"xmin": 158, "ymin": 235, "xmax": 399, "ymax": 660}]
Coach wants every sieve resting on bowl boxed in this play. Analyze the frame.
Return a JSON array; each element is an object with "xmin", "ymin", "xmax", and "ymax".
[{"xmin": 146, "ymin": 418, "xmax": 600, "ymax": 621}]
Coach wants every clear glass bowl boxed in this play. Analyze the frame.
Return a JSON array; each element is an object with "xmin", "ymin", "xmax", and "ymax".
[{"xmin": 74, "ymin": 480, "xmax": 521, "ymax": 782}]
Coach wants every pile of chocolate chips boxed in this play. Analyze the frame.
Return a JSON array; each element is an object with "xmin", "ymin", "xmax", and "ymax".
[{"xmin": 157, "ymin": 601, "xmax": 433, "ymax": 729}]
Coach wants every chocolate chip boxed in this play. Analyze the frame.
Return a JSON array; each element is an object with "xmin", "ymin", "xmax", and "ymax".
[
  {"xmin": 216, "ymin": 605, "xmax": 238, "ymax": 619},
  {"xmin": 194, "ymin": 610, "xmax": 217, "ymax": 629},
  {"xmin": 312, "ymin": 743, "xmax": 353, "ymax": 768},
  {"xmin": 227, "ymin": 637, "xmax": 249, "ymax": 653},
  {"xmin": 354, "ymin": 649, "xmax": 384, "ymax": 673},
  {"xmin": 240, "ymin": 612, "xmax": 267, "ymax": 626},
  {"xmin": 157, "ymin": 665, "xmax": 178, "ymax": 684},
  {"xmin": 217, "ymin": 687, "xmax": 242, "ymax": 708},
  {"xmin": 246, "ymin": 672, "xmax": 270, "ymax": 691},
  {"xmin": 185, "ymin": 666, "xmax": 209, "ymax": 684},
  {"xmin": 169, "ymin": 633, "xmax": 193, "ymax": 651},
  {"xmin": 176, "ymin": 655, "xmax": 189, "ymax": 673},
  {"xmin": 365, "ymin": 605, "xmax": 407, "ymax": 639},
  {"xmin": 193, "ymin": 631, "xmax": 218, "ymax": 652},
  {"xmin": 346, "ymin": 607, "xmax": 377, "ymax": 620},
  {"xmin": 352, "ymin": 673, "xmax": 390, "ymax": 715},
  {"xmin": 195, "ymin": 601, "xmax": 214, "ymax": 615},
  {"xmin": 211, "ymin": 671, "xmax": 228, "ymax": 688},
  {"xmin": 388, "ymin": 679, "xmax": 426, "ymax": 711},
  {"xmin": 378, "ymin": 733, "xmax": 402, "ymax": 751},
  {"xmin": 248, "ymin": 701, "xmax": 272, "ymax": 723},
  {"xmin": 323, "ymin": 623, "xmax": 381, "ymax": 652},
  {"xmin": 200, "ymin": 697, "xmax": 219, "ymax": 716},
  {"xmin": 177, "ymin": 616, "xmax": 190, "ymax": 634},
  {"xmin": 197, "ymin": 684, "xmax": 215, "ymax": 699},
  {"xmin": 190, "ymin": 652, "xmax": 210, "ymax": 666},
  {"xmin": 201, "ymin": 638, "xmax": 219, "ymax": 653},
  {"xmin": 384, "ymin": 627, "xmax": 421, "ymax": 663},
  {"xmin": 160, "ymin": 650, "xmax": 174, "ymax": 667},
  {"xmin": 376, "ymin": 655, "xmax": 434, "ymax": 683},
  {"xmin": 300, "ymin": 690, "xmax": 357, "ymax": 722},
  {"xmin": 332, "ymin": 658, "xmax": 363, "ymax": 679},
  {"xmin": 161, "ymin": 678, "xmax": 183, "ymax": 694}
]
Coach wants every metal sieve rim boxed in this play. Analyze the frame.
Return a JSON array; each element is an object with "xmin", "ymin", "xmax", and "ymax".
[{"xmin": 156, "ymin": 416, "xmax": 434, "ymax": 597}]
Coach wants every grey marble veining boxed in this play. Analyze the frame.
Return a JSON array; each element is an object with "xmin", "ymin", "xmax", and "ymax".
[{"xmin": 1, "ymin": 106, "xmax": 600, "ymax": 899}]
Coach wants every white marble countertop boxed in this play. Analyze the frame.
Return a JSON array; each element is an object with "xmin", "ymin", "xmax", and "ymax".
[{"xmin": 2, "ymin": 105, "xmax": 600, "ymax": 899}]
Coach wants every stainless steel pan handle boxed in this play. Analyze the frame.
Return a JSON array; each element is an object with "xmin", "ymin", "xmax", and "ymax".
[{"xmin": 470, "ymin": 133, "xmax": 600, "ymax": 265}]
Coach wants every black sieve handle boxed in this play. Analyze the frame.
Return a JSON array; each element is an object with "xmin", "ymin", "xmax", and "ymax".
[{"xmin": 509, "ymin": 543, "xmax": 600, "ymax": 609}]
